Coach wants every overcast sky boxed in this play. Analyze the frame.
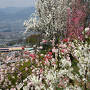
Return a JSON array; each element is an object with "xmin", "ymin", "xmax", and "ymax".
[{"xmin": 0, "ymin": 0, "xmax": 35, "ymax": 8}]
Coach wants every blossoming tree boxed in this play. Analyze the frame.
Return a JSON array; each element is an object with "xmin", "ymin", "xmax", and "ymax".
[
  {"xmin": 24, "ymin": 0, "xmax": 70, "ymax": 39},
  {"xmin": 0, "ymin": 0, "xmax": 90, "ymax": 90},
  {"xmin": 67, "ymin": 0, "xmax": 88, "ymax": 40}
]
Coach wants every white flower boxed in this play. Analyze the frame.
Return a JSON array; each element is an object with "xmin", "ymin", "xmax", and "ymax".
[
  {"xmin": 61, "ymin": 58, "xmax": 71, "ymax": 67},
  {"xmin": 67, "ymin": 73, "xmax": 74, "ymax": 79},
  {"xmin": 85, "ymin": 27, "xmax": 89, "ymax": 32},
  {"xmin": 82, "ymin": 78, "xmax": 87, "ymax": 82},
  {"xmin": 59, "ymin": 69, "xmax": 68, "ymax": 75},
  {"xmin": 30, "ymin": 75, "xmax": 42, "ymax": 85},
  {"xmin": 49, "ymin": 85, "xmax": 54, "ymax": 90},
  {"xmin": 16, "ymin": 83, "xmax": 24, "ymax": 90},
  {"xmin": 23, "ymin": 86, "xmax": 29, "ymax": 90}
]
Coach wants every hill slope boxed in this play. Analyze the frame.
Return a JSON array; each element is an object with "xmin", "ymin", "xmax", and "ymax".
[{"xmin": 0, "ymin": 7, "xmax": 35, "ymax": 45}]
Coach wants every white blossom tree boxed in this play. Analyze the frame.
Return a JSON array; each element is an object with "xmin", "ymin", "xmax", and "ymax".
[{"xmin": 24, "ymin": 0, "xmax": 71, "ymax": 39}]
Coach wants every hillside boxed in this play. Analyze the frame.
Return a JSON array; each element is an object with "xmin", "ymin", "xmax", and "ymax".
[{"xmin": 0, "ymin": 7, "xmax": 35, "ymax": 45}]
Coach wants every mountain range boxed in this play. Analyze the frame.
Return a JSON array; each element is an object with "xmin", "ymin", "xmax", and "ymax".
[
  {"xmin": 0, "ymin": 7, "xmax": 35, "ymax": 21},
  {"xmin": 0, "ymin": 7, "xmax": 35, "ymax": 45}
]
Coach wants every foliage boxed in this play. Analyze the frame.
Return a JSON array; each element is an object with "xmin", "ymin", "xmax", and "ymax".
[{"xmin": 26, "ymin": 34, "xmax": 42, "ymax": 46}]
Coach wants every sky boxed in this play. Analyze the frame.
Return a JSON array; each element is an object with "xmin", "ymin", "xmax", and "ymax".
[{"xmin": 0, "ymin": 0, "xmax": 35, "ymax": 8}]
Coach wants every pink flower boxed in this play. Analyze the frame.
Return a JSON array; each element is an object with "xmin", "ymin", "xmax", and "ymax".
[
  {"xmin": 73, "ymin": 17, "xmax": 80, "ymax": 25},
  {"xmin": 79, "ymin": 35, "xmax": 84, "ymax": 41},
  {"xmin": 52, "ymin": 62, "xmax": 56, "ymax": 65},
  {"xmin": 40, "ymin": 69, "xmax": 43, "ymax": 73},
  {"xmin": 29, "ymin": 54, "xmax": 36, "ymax": 59},
  {"xmin": 48, "ymin": 52, "xmax": 52, "ymax": 56},
  {"xmin": 27, "ymin": 82, "xmax": 32, "ymax": 87},
  {"xmin": 44, "ymin": 58, "xmax": 50, "ymax": 65},
  {"xmin": 64, "ymin": 77, "xmax": 69, "ymax": 81},
  {"xmin": 61, "ymin": 49, "xmax": 65, "ymax": 53},
  {"xmin": 67, "ymin": 43, "xmax": 71, "ymax": 47},
  {"xmin": 42, "ymin": 40, "xmax": 47, "ymax": 43},
  {"xmin": 66, "ymin": 56, "xmax": 70, "ymax": 61},
  {"xmin": 10, "ymin": 88, "xmax": 16, "ymax": 90},
  {"xmin": 59, "ymin": 44, "xmax": 67, "ymax": 48},
  {"xmin": 52, "ymin": 47, "xmax": 58, "ymax": 53},
  {"xmin": 25, "ymin": 67, "xmax": 28, "ymax": 71},
  {"xmin": 58, "ymin": 80, "xmax": 65, "ymax": 88},
  {"xmin": 45, "ymin": 55, "xmax": 52, "ymax": 60},
  {"xmin": 24, "ymin": 51, "xmax": 29, "ymax": 55},
  {"xmin": 69, "ymin": 32, "xmax": 73, "ymax": 36},
  {"xmin": 61, "ymin": 49, "xmax": 68, "ymax": 53}
]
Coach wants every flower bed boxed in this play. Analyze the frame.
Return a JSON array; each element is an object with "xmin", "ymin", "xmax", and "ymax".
[{"xmin": 0, "ymin": 39, "xmax": 90, "ymax": 90}]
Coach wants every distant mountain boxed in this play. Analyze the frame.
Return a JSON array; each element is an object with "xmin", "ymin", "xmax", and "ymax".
[
  {"xmin": 0, "ymin": 7, "xmax": 26, "ymax": 14},
  {"xmin": 0, "ymin": 7, "xmax": 35, "ymax": 45},
  {"xmin": 0, "ymin": 7, "xmax": 35, "ymax": 31},
  {"xmin": 0, "ymin": 7, "xmax": 35, "ymax": 21}
]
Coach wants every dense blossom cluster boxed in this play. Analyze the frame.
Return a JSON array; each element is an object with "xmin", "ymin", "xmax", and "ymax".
[
  {"xmin": 24, "ymin": 0, "xmax": 70, "ymax": 37},
  {"xmin": 0, "ymin": 0, "xmax": 90, "ymax": 89},
  {"xmin": 22, "ymin": 40, "xmax": 90, "ymax": 90},
  {"xmin": 67, "ymin": 0, "xmax": 88, "ymax": 40},
  {"xmin": 0, "ymin": 39, "xmax": 90, "ymax": 89}
]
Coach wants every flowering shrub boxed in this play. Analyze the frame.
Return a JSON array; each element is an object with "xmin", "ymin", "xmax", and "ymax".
[
  {"xmin": 0, "ymin": 39, "xmax": 90, "ymax": 90},
  {"xmin": 24, "ymin": 40, "xmax": 90, "ymax": 90},
  {"xmin": 0, "ymin": 0, "xmax": 90, "ymax": 90}
]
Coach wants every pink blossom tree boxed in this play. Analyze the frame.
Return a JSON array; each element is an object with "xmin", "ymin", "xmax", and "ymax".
[{"xmin": 67, "ymin": 0, "xmax": 87, "ymax": 41}]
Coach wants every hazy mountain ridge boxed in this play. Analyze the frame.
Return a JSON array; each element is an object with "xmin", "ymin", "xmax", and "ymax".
[
  {"xmin": 0, "ymin": 7, "xmax": 35, "ymax": 21},
  {"xmin": 0, "ymin": 7, "xmax": 35, "ymax": 45},
  {"xmin": 0, "ymin": 7, "xmax": 35, "ymax": 32}
]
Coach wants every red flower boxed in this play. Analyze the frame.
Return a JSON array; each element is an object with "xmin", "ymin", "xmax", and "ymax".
[
  {"xmin": 61, "ymin": 49, "xmax": 65, "ymax": 53},
  {"xmin": 29, "ymin": 54, "xmax": 36, "ymax": 59},
  {"xmin": 44, "ymin": 54, "xmax": 52, "ymax": 60},
  {"xmin": 45, "ymin": 55, "xmax": 52, "ymax": 60},
  {"xmin": 22, "ymin": 46, "xmax": 25, "ymax": 50},
  {"xmin": 62, "ymin": 38, "xmax": 69, "ymax": 42},
  {"xmin": 69, "ymin": 32, "xmax": 73, "ymax": 36},
  {"xmin": 48, "ymin": 52, "xmax": 52, "ymax": 56}
]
